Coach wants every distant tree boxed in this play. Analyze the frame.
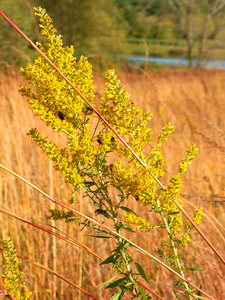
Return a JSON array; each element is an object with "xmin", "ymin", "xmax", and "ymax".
[
  {"xmin": 146, "ymin": 0, "xmax": 166, "ymax": 15},
  {"xmin": 0, "ymin": 0, "xmax": 126, "ymax": 65},
  {"xmin": 0, "ymin": 0, "xmax": 37, "ymax": 66},
  {"xmin": 35, "ymin": 0, "xmax": 126, "ymax": 56},
  {"xmin": 148, "ymin": 24, "xmax": 167, "ymax": 39},
  {"xmin": 167, "ymin": 0, "xmax": 225, "ymax": 68}
]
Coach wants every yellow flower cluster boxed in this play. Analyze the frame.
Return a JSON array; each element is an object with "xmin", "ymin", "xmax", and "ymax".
[
  {"xmin": 179, "ymin": 144, "xmax": 199, "ymax": 174},
  {"xmin": 99, "ymin": 70, "xmax": 169, "ymax": 206},
  {"xmin": 124, "ymin": 213, "xmax": 152, "ymax": 232},
  {"xmin": 155, "ymin": 123, "xmax": 175, "ymax": 148},
  {"xmin": 185, "ymin": 207, "xmax": 204, "ymax": 231},
  {"xmin": 159, "ymin": 144, "xmax": 199, "ymax": 236},
  {"xmin": 161, "ymin": 174, "xmax": 183, "ymax": 235},
  {"xmin": 193, "ymin": 207, "xmax": 203, "ymax": 224},
  {"xmin": 3, "ymin": 238, "xmax": 32, "ymax": 300},
  {"xmin": 20, "ymin": 7, "xmax": 96, "ymax": 191},
  {"xmin": 98, "ymin": 69, "xmax": 200, "ymax": 239},
  {"xmin": 100, "ymin": 69, "xmax": 153, "ymax": 161},
  {"xmin": 28, "ymin": 129, "xmax": 84, "ymax": 187},
  {"xmin": 180, "ymin": 234, "xmax": 191, "ymax": 247}
]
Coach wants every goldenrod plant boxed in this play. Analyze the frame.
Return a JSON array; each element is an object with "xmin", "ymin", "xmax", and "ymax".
[
  {"xmin": 2, "ymin": 238, "xmax": 32, "ymax": 300},
  {"xmin": 0, "ymin": 6, "xmax": 220, "ymax": 300}
]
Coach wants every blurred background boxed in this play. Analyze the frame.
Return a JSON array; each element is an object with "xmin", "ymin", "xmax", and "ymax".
[{"xmin": 2, "ymin": 0, "xmax": 225, "ymax": 69}]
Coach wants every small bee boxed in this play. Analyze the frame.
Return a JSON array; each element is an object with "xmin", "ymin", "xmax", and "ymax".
[
  {"xmin": 109, "ymin": 164, "xmax": 114, "ymax": 172},
  {"xmin": 134, "ymin": 195, "xmax": 140, "ymax": 201},
  {"xmin": 83, "ymin": 106, "xmax": 94, "ymax": 115},
  {"xmin": 54, "ymin": 111, "xmax": 65, "ymax": 121},
  {"xmin": 95, "ymin": 209, "xmax": 107, "ymax": 216},
  {"xmin": 97, "ymin": 136, "xmax": 103, "ymax": 145},
  {"xmin": 110, "ymin": 136, "xmax": 115, "ymax": 143}
]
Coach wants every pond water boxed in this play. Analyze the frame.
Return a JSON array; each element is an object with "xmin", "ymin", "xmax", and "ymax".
[{"xmin": 126, "ymin": 56, "xmax": 225, "ymax": 69}]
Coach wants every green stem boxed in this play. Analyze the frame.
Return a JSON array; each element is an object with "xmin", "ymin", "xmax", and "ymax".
[{"xmin": 156, "ymin": 199, "xmax": 192, "ymax": 299}]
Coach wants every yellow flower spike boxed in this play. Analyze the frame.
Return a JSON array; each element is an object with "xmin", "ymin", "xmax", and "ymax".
[
  {"xmin": 185, "ymin": 207, "xmax": 204, "ymax": 231},
  {"xmin": 100, "ymin": 69, "xmax": 153, "ymax": 159},
  {"xmin": 180, "ymin": 234, "xmax": 191, "ymax": 247},
  {"xmin": 124, "ymin": 213, "xmax": 152, "ymax": 232},
  {"xmin": 28, "ymin": 128, "xmax": 84, "ymax": 188},
  {"xmin": 20, "ymin": 7, "xmax": 96, "ymax": 190},
  {"xmin": 193, "ymin": 207, "xmax": 203, "ymax": 224},
  {"xmin": 156, "ymin": 123, "xmax": 175, "ymax": 148},
  {"xmin": 179, "ymin": 144, "xmax": 199, "ymax": 174}
]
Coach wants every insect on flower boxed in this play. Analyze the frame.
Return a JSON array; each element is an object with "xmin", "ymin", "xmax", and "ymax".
[
  {"xmin": 83, "ymin": 106, "xmax": 94, "ymax": 115},
  {"xmin": 95, "ymin": 209, "xmax": 107, "ymax": 215},
  {"xmin": 134, "ymin": 195, "xmax": 140, "ymax": 201},
  {"xmin": 53, "ymin": 110, "xmax": 66, "ymax": 120},
  {"xmin": 97, "ymin": 136, "xmax": 103, "ymax": 145}
]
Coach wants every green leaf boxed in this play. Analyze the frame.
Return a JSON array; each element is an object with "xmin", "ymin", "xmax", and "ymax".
[
  {"xmin": 167, "ymin": 211, "xmax": 180, "ymax": 216},
  {"xmin": 137, "ymin": 284, "xmax": 148, "ymax": 300},
  {"xmin": 115, "ymin": 185, "xmax": 124, "ymax": 195},
  {"xmin": 122, "ymin": 226, "xmax": 136, "ymax": 233},
  {"xmin": 120, "ymin": 206, "xmax": 137, "ymax": 216},
  {"xmin": 110, "ymin": 291, "xmax": 123, "ymax": 300},
  {"xmin": 100, "ymin": 254, "xmax": 116, "ymax": 265},
  {"xmin": 88, "ymin": 235, "xmax": 112, "ymax": 239},
  {"xmin": 106, "ymin": 277, "xmax": 127, "ymax": 289},
  {"xmin": 193, "ymin": 295, "xmax": 209, "ymax": 300},
  {"xmin": 134, "ymin": 262, "xmax": 150, "ymax": 284},
  {"xmin": 197, "ymin": 284, "xmax": 203, "ymax": 296},
  {"xmin": 83, "ymin": 181, "xmax": 96, "ymax": 187},
  {"xmin": 187, "ymin": 268, "xmax": 205, "ymax": 271},
  {"xmin": 97, "ymin": 274, "xmax": 119, "ymax": 287}
]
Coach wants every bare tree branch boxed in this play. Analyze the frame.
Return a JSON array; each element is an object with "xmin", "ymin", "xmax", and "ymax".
[{"xmin": 167, "ymin": 0, "xmax": 225, "ymax": 68}]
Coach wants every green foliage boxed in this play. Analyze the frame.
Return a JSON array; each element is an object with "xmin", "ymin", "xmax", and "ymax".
[
  {"xmin": 2, "ymin": 0, "xmax": 225, "ymax": 68},
  {"xmin": 34, "ymin": 0, "xmax": 126, "ymax": 55},
  {"xmin": 2, "ymin": 237, "xmax": 32, "ymax": 300},
  {"xmin": 19, "ymin": 7, "xmax": 202, "ymax": 298},
  {"xmin": 148, "ymin": 24, "xmax": 167, "ymax": 39},
  {"xmin": 146, "ymin": 0, "xmax": 167, "ymax": 16},
  {"xmin": 0, "ymin": 0, "xmax": 38, "ymax": 66}
]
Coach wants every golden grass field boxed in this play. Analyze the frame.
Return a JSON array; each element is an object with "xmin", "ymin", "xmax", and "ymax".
[{"xmin": 0, "ymin": 67, "xmax": 225, "ymax": 299}]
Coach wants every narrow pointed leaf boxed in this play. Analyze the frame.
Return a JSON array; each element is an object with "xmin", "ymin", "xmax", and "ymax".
[
  {"xmin": 187, "ymin": 267, "xmax": 205, "ymax": 271},
  {"xmin": 100, "ymin": 254, "xmax": 116, "ymax": 265},
  {"xmin": 106, "ymin": 277, "xmax": 127, "ymax": 289},
  {"xmin": 110, "ymin": 291, "xmax": 122, "ymax": 300},
  {"xmin": 137, "ymin": 284, "xmax": 148, "ymax": 300},
  {"xmin": 89, "ymin": 235, "xmax": 112, "ymax": 239},
  {"xmin": 120, "ymin": 206, "xmax": 137, "ymax": 216},
  {"xmin": 135, "ymin": 262, "xmax": 150, "ymax": 284},
  {"xmin": 97, "ymin": 274, "xmax": 118, "ymax": 287},
  {"xmin": 122, "ymin": 226, "xmax": 136, "ymax": 233}
]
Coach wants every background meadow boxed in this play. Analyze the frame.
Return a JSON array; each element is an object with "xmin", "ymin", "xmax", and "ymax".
[{"xmin": 0, "ymin": 66, "xmax": 224, "ymax": 299}]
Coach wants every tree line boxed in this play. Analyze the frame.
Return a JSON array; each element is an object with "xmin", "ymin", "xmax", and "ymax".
[{"xmin": 1, "ymin": 0, "xmax": 225, "ymax": 68}]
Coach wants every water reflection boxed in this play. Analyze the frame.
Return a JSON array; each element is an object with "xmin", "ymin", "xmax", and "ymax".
[{"xmin": 126, "ymin": 57, "xmax": 225, "ymax": 69}]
